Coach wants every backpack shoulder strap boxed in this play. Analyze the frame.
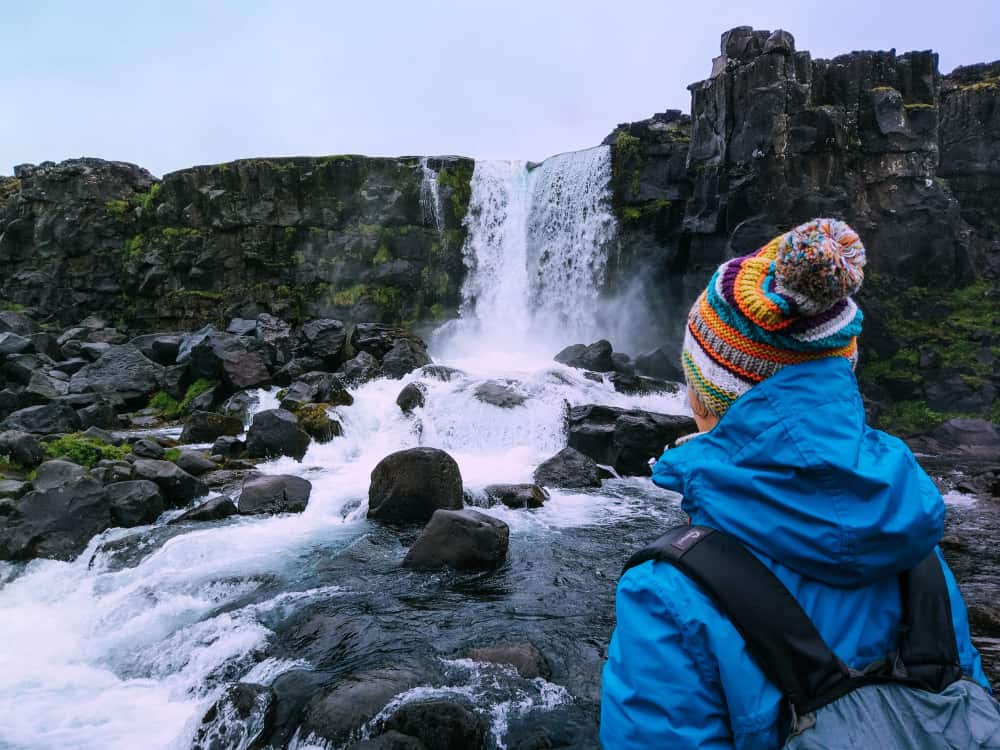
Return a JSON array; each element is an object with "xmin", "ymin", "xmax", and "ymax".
[
  {"xmin": 897, "ymin": 551, "xmax": 963, "ymax": 691},
  {"xmin": 622, "ymin": 525, "xmax": 850, "ymax": 715},
  {"xmin": 622, "ymin": 526, "xmax": 965, "ymax": 716}
]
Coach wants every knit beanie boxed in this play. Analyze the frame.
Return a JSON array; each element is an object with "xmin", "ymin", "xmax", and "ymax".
[{"xmin": 682, "ymin": 218, "xmax": 866, "ymax": 416}]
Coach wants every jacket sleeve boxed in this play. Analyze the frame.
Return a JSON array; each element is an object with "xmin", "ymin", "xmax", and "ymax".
[
  {"xmin": 600, "ymin": 561, "xmax": 736, "ymax": 750},
  {"xmin": 936, "ymin": 548, "xmax": 992, "ymax": 693}
]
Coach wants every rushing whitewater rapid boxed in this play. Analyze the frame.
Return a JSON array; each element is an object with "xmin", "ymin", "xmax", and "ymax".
[{"xmin": 0, "ymin": 147, "xmax": 688, "ymax": 750}]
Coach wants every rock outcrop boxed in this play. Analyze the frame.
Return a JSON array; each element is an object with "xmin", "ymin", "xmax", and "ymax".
[{"xmin": 367, "ymin": 447, "xmax": 464, "ymax": 524}]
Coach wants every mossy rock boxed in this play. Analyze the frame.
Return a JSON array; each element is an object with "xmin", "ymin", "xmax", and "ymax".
[{"xmin": 295, "ymin": 403, "xmax": 343, "ymax": 444}]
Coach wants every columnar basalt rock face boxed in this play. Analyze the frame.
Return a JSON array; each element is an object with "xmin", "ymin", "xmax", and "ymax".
[
  {"xmin": 606, "ymin": 27, "xmax": 999, "ymax": 431},
  {"xmin": 0, "ymin": 155, "xmax": 473, "ymax": 331}
]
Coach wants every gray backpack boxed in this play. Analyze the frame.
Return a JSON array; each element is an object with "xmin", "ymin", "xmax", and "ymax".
[{"xmin": 623, "ymin": 525, "xmax": 1000, "ymax": 748}]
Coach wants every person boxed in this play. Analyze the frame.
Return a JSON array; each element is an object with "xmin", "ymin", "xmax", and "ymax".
[{"xmin": 600, "ymin": 219, "xmax": 994, "ymax": 748}]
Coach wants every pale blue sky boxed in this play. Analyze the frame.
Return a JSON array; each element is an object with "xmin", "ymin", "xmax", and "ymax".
[{"xmin": 4, "ymin": 0, "xmax": 998, "ymax": 176}]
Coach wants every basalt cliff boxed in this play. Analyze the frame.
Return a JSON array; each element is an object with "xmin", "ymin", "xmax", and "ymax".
[{"xmin": 2, "ymin": 27, "xmax": 998, "ymax": 433}]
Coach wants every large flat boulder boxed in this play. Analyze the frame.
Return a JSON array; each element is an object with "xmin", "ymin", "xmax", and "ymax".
[
  {"xmin": 533, "ymin": 447, "xmax": 602, "ymax": 489},
  {"xmin": 238, "ymin": 474, "xmax": 311, "ymax": 515},
  {"xmin": 69, "ymin": 344, "xmax": 164, "ymax": 408},
  {"xmin": 1, "ymin": 402, "xmax": 81, "ymax": 435},
  {"xmin": 245, "ymin": 409, "xmax": 311, "ymax": 461}
]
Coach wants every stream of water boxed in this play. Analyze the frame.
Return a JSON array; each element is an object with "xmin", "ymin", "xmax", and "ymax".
[{"xmin": 0, "ymin": 147, "xmax": 688, "ymax": 750}]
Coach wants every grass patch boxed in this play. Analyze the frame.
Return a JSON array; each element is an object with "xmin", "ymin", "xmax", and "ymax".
[
  {"xmin": 437, "ymin": 162, "xmax": 474, "ymax": 223},
  {"xmin": 163, "ymin": 448, "xmax": 181, "ymax": 462},
  {"xmin": 333, "ymin": 284, "xmax": 368, "ymax": 307},
  {"xmin": 138, "ymin": 183, "xmax": 162, "ymax": 213},
  {"xmin": 105, "ymin": 199, "xmax": 130, "ymax": 216},
  {"xmin": 44, "ymin": 434, "xmax": 131, "ymax": 468},
  {"xmin": 0, "ymin": 300, "xmax": 26, "ymax": 312},
  {"xmin": 149, "ymin": 379, "xmax": 217, "ymax": 419}
]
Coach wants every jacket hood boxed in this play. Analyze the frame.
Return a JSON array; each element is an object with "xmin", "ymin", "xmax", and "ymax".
[{"xmin": 651, "ymin": 358, "xmax": 944, "ymax": 587}]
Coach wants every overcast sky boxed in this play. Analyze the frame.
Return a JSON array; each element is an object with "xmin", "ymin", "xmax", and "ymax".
[{"xmin": 4, "ymin": 0, "xmax": 998, "ymax": 177}]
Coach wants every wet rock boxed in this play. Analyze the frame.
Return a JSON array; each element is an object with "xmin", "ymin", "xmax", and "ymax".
[
  {"xmin": 466, "ymin": 642, "xmax": 552, "ymax": 679},
  {"xmin": 170, "ymin": 495, "xmax": 239, "ymax": 523},
  {"xmin": 340, "ymin": 351, "xmax": 382, "ymax": 385},
  {"xmin": 180, "ymin": 411, "xmax": 244, "ymax": 444},
  {"xmin": 246, "ymin": 409, "xmax": 310, "ymax": 461},
  {"xmin": 403, "ymin": 508, "xmax": 509, "ymax": 571},
  {"xmin": 107, "ymin": 480, "xmax": 164, "ymax": 527},
  {"xmin": 299, "ymin": 319, "xmax": 348, "ymax": 366},
  {"xmin": 131, "ymin": 438, "xmax": 164, "ymax": 460},
  {"xmin": 175, "ymin": 450, "xmax": 217, "ymax": 476},
  {"xmin": 607, "ymin": 372, "xmax": 677, "ymax": 396},
  {"xmin": 474, "ymin": 380, "xmax": 528, "ymax": 408},
  {"xmin": 420, "ymin": 365, "xmax": 463, "ymax": 382},
  {"xmin": 226, "ymin": 318, "xmax": 258, "ymax": 337},
  {"xmin": 300, "ymin": 371, "xmax": 353, "ymax": 406},
  {"xmin": 212, "ymin": 435, "xmax": 245, "ymax": 458},
  {"xmin": 368, "ymin": 447, "xmax": 464, "ymax": 524},
  {"xmin": 568, "ymin": 404, "xmax": 697, "ymax": 476},
  {"xmin": 533, "ymin": 447, "xmax": 603, "ymax": 489},
  {"xmin": 382, "ymin": 340, "xmax": 432, "ymax": 380},
  {"xmin": 80, "ymin": 342, "xmax": 111, "ymax": 361},
  {"xmin": 132, "ymin": 459, "xmax": 208, "ymax": 507},
  {"xmin": 483, "ymin": 483, "xmax": 548, "ymax": 509},
  {"xmin": 300, "ymin": 668, "xmax": 422, "ymax": 745},
  {"xmin": 32, "ymin": 460, "xmax": 87, "ymax": 491},
  {"xmin": 554, "ymin": 340, "xmax": 614, "ymax": 372},
  {"xmin": 1, "ymin": 402, "xmax": 81, "ymax": 435},
  {"xmin": 220, "ymin": 390, "xmax": 257, "ymax": 422},
  {"xmin": 610, "ymin": 352, "xmax": 635, "ymax": 376},
  {"xmin": 296, "ymin": 404, "xmax": 342, "ymax": 444},
  {"xmin": 0, "ymin": 474, "xmax": 110, "ymax": 561},
  {"xmin": 0, "ymin": 479, "xmax": 28, "ymax": 499},
  {"xmin": 68, "ymin": 344, "xmax": 163, "ymax": 408},
  {"xmin": 383, "ymin": 699, "xmax": 487, "ymax": 750},
  {"xmin": 190, "ymin": 332, "xmax": 271, "ymax": 391},
  {"xmin": 273, "ymin": 356, "xmax": 327, "ymax": 387},
  {"xmin": 0, "ymin": 332, "xmax": 32, "ymax": 357},
  {"xmin": 930, "ymin": 419, "xmax": 999, "ymax": 460},
  {"xmin": 351, "ymin": 323, "xmax": 426, "ymax": 360},
  {"xmin": 239, "ymin": 474, "xmax": 311, "ymax": 515},
  {"xmin": 0, "ymin": 430, "xmax": 45, "ymax": 468},
  {"xmin": 191, "ymin": 682, "xmax": 275, "ymax": 750},
  {"xmin": 396, "ymin": 383, "xmax": 426, "ymax": 413},
  {"xmin": 348, "ymin": 731, "xmax": 428, "ymax": 750}
]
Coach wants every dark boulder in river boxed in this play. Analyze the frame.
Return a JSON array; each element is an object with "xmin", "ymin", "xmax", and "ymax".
[
  {"xmin": 246, "ymin": 408, "xmax": 311, "ymax": 461},
  {"xmin": 106, "ymin": 480, "xmax": 165, "ymax": 527},
  {"xmin": 180, "ymin": 410, "xmax": 244, "ymax": 444},
  {"xmin": 396, "ymin": 382, "xmax": 426, "ymax": 413},
  {"xmin": 403, "ymin": 508, "xmax": 510, "ymax": 571},
  {"xmin": 554, "ymin": 340, "xmax": 615, "ymax": 372},
  {"xmin": 170, "ymin": 495, "xmax": 239, "ymax": 524},
  {"xmin": 568, "ymin": 404, "xmax": 697, "ymax": 476},
  {"xmin": 239, "ymin": 474, "xmax": 311, "ymax": 515},
  {"xmin": 533, "ymin": 447, "xmax": 602, "ymax": 489},
  {"xmin": 368, "ymin": 447, "xmax": 464, "ymax": 524},
  {"xmin": 483, "ymin": 483, "xmax": 548, "ymax": 509},
  {"xmin": 132, "ymin": 459, "xmax": 208, "ymax": 507},
  {"xmin": 382, "ymin": 698, "xmax": 487, "ymax": 750}
]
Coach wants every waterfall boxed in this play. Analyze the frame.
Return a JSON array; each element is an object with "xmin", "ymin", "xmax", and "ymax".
[
  {"xmin": 435, "ymin": 146, "xmax": 617, "ymax": 365},
  {"xmin": 419, "ymin": 157, "xmax": 445, "ymax": 231}
]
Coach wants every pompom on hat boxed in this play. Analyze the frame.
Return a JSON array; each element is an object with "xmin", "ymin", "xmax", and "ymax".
[{"xmin": 682, "ymin": 218, "xmax": 866, "ymax": 416}]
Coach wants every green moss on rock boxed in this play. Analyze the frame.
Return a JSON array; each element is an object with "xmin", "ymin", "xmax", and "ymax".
[{"xmin": 44, "ymin": 434, "xmax": 131, "ymax": 468}]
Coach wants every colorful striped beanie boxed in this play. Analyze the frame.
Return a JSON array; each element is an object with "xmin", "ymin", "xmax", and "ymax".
[{"xmin": 682, "ymin": 218, "xmax": 866, "ymax": 416}]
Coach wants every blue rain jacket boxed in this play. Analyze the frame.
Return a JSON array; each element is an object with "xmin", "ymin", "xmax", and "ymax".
[{"xmin": 601, "ymin": 357, "xmax": 991, "ymax": 749}]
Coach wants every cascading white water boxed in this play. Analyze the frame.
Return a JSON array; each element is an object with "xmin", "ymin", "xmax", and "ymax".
[
  {"xmin": 419, "ymin": 157, "xmax": 445, "ymax": 232},
  {"xmin": 434, "ymin": 146, "xmax": 616, "ymax": 366},
  {"xmin": 0, "ymin": 145, "xmax": 686, "ymax": 750}
]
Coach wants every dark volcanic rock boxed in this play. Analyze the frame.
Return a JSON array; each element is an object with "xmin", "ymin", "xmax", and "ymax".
[
  {"xmin": 381, "ymin": 340, "xmax": 432, "ymax": 379},
  {"xmin": 107, "ymin": 480, "xmax": 164, "ymax": 527},
  {"xmin": 0, "ymin": 332, "xmax": 32, "ymax": 357},
  {"xmin": 245, "ymin": 409, "xmax": 310, "ymax": 461},
  {"xmin": 300, "ymin": 669, "xmax": 422, "ymax": 746},
  {"xmin": 368, "ymin": 447, "xmax": 464, "ymax": 524},
  {"xmin": 131, "ymin": 438, "xmax": 164, "ymax": 459},
  {"xmin": 396, "ymin": 382, "xmax": 427, "ymax": 413},
  {"xmin": 1, "ymin": 402, "xmax": 81, "ymax": 435},
  {"xmin": 132, "ymin": 459, "xmax": 208, "ymax": 507},
  {"xmin": 554, "ymin": 340, "xmax": 615, "ymax": 372},
  {"xmin": 238, "ymin": 474, "xmax": 311, "ymax": 515},
  {"xmin": 212, "ymin": 435, "xmax": 245, "ymax": 458},
  {"xmin": 466, "ymin": 641, "xmax": 552, "ymax": 679},
  {"xmin": 403, "ymin": 508, "xmax": 509, "ymax": 571},
  {"xmin": 32, "ymin": 459, "xmax": 87, "ymax": 492},
  {"xmin": 180, "ymin": 411, "xmax": 244, "ymax": 444},
  {"xmin": 483, "ymin": 483, "xmax": 548, "ymax": 509},
  {"xmin": 299, "ymin": 319, "xmax": 348, "ymax": 365},
  {"xmin": 0, "ymin": 474, "xmax": 110, "ymax": 561},
  {"xmin": 474, "ymin": 380, "xmax": 528, "ymax": 408},
  {"xmin": 170, "ymin": 495, "xmax": 238, "ymax": 523},
  {"xmin": 383, "ymin": 699, "xmax": 487, "ymax": 750},
  {"xmin": 348, "ymin": 731, "xmax": 428, "ymax": 750},
  {"xmin": 191, "ymin": 682, "xmax": 275, "ymax": 750},
  {"xmin": 568, "ymin": 404, "xmax": 697, "ymax": 476},
  {"xmin": 351, "ymin": 324, "xmax": 426, "ymax": 360},
  {"xmin": 607, "ymin": 372, "xmax": 676, "ymax": 396},
  {"xmin": 68, "ymin": 344, "xmax": 163, "ymax": 408},
  {"xmin": 0, "ymin": 430, "xmax": 45, "ymax": 468},
  {"xmin": 533, "ymin": 447, "xmax": 602, "ymax": 489},
  {"xmin": 340, "ymin": 351, "xmax": 382, "ymax": 385},
  {"xmin": 189, "ymin": 332, "xmax": 270, "ymax": 391},
  {"xmin": 175, "ymin": 450, "xmax": 217, "ymax": 476}
]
